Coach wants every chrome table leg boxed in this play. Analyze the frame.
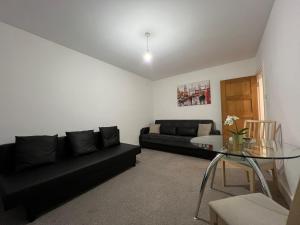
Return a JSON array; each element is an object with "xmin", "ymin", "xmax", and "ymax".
[
  {"xmin": 194, "ymin": 153, "xmax": 225, "ymax": 220},
  {"xmin": 243, "ymin": 155, "xmax": 272, "ymax": 198},
  {"xmin": 210, "ymin": 164, "xmax": 217, "ymax": 189}
]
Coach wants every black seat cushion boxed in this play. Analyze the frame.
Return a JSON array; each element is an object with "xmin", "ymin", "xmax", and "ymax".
[
  {"xmin": 0, "ymin": 143, "xmax": 140, "ymax": 209},
  {"xmin": 177, "ymin": 127, "xmax": 197, "ymax": 137},
  {"xmin": 15, "ymin": 135, "xmax": 58, "ymax": 172},
  {"xmin": 160, "ymin": 126, "xmax": 176, "ymax": 135},
  {"xmin": 66, "ymin": 130, "xmax": 98, "ymax": 156},
  {"xmin": 99, "ymin": 126, "xmax": 120, "ymax": 148}
]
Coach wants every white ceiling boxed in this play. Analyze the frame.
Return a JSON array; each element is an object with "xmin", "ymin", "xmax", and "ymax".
[{"xmin": 0, "ymin": 0, "xmax": 274, "ymax": 80}]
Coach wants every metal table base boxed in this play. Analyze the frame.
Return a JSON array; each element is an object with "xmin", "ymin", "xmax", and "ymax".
[{"xmin": 194, "ymin": 153, "xmax": 273, "ymax": 220}]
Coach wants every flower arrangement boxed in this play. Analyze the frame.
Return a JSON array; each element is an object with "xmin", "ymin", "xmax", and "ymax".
[{"xmin": 224, "ymin": 115, "xmax": 248, "ymax": 136}]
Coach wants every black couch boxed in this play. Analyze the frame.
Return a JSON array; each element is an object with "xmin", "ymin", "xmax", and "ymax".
[
  {"xmin": 0, "ymin": 131, "xmax": 140, "ymax": 221},
  {"xmin": 140, "ymin": 120, "xmax": 220, "ymax": 159}
]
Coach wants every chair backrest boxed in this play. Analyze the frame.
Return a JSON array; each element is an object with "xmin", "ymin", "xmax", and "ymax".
[
  {"xmin": 244, "ymin": 120, "xmax": 276, "ymax": 140},
  {"xmin": 287, "ymin": 180, "xmax": 300, "ymax": 225}
]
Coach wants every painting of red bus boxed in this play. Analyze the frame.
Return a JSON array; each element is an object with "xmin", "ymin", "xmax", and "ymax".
[{"xmin": 177, "ymin": 80, "xmax": 211, "ymax": 106}]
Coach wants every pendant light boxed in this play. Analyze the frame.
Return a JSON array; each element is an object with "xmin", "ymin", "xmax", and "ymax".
[{"xmin": 143, "ymin": 32, "xmax": 152, "ymax": 63}]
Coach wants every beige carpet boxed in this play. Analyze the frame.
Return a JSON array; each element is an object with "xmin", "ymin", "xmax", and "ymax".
[{"xmin": 0, "ymin": 149, "xmax": 286, "ymax": 225}]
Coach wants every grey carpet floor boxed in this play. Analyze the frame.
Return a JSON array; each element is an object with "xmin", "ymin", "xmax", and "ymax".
[{"xmin": 0, "ymin": 149, "xmax": 286, "ymax": 225}]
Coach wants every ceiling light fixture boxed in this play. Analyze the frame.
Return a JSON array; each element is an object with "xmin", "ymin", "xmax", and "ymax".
[{"xmin": 143, "ymin": 32, "xmax": 152, "ymax": 63}]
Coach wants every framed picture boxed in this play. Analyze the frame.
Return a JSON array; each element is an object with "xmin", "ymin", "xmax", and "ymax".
[{"xmin": 177, "ymin": 80, "xmax": 211, "ymax": 107}]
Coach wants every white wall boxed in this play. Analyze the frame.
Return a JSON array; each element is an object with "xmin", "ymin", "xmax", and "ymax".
[
  {"xmin": 0, "ymin": 22, "xmax": 152, "ymax": 145},
  {"xmin": 256, "ymin": 0, "xmax": 300, "ymax": 197},
  {"xmin": 2, "ymin": 6, "xmax": 299, "ymax": 199},
  {"xmin": 153, "ymin": 58, "xmax": 258, "ymax": 131}
]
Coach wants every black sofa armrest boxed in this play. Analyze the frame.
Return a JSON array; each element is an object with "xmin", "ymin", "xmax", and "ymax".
[
  {"xmin": 140, "ymin": 127, "xmax": 150, "ymax": 135},
  {"xmin": 210, "ymin": 130, "xmax": 221, "ymax": 135}
]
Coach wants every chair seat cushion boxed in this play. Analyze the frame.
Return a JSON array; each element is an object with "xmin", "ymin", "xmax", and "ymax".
[{"xmin": 209, "ymin": 193, "xmax": 289, "ymax": 225}]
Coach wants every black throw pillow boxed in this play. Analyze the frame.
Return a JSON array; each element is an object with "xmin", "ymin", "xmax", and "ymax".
[
  {"xmin": 66, "ymin": 130, "xmax": 98, "ymax": 156},
  {"xmin": 177, "ymin": 127, "xmax": 197, "ymax": 137},
  {"xmin": 15, "ymin": 135, "xmax": 58, "ymax": 172},
  {"xmin": 99, "ymin": 126, "xmax": 120, "ymax": 148},
  {"xmin": 160, "ymin": 126, "xmax": 177, "ymax": 135}
]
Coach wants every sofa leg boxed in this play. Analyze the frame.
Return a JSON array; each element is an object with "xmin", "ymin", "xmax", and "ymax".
[
  {"xmin": 132, "ymin": 158, "xmax": 137, "ymax": 167},
  {"xmin": 25, "ymin": 207, "xmax": 37, "ymax": 222}
]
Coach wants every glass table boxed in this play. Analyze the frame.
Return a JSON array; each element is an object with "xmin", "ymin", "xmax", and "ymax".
[{"xmin": 191, "ymin": 135, "xmax": 300, "ymax": 220}]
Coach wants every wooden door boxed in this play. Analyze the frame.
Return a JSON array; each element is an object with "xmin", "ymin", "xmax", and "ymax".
[{"xmin": 220, "ymin": 76, "xmax": 259, "ymax": 139}]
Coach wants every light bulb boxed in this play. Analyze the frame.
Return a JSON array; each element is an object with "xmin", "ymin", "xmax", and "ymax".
[{"xmin": 143, "ymin": 51, "xmax": 152, "ymax": 63}]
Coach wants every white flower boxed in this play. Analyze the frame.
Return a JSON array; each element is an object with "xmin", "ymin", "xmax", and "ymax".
[
  {"xmin": 231, "ymin": 116, "xmax": 239, "ymax": 120},
  {"xmin": 224, "ymin": 116, "xmax": 233, "ymax": 126},
  {"xmin": 224, "ymin": 115, "xmax": 239, "ymax": 126}
]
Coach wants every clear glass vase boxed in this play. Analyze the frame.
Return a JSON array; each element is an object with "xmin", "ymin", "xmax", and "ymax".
[{"xmin": 232, "ymin": 134, "xmax": 243, "ymax": 151}]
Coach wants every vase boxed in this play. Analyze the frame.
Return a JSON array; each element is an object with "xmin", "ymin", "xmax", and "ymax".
[{"xmin": 232, "ymin": 134, "xmax": 243, "ymax": 151}]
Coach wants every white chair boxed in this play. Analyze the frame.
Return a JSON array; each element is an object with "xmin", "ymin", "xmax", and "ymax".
[
  {"xmin": 209, "ymin": 180, "xmax": 300, "ymax": 225},
  {"xmin": 219, "ymin": 120, "xmax": 277, "ymax": 192}
]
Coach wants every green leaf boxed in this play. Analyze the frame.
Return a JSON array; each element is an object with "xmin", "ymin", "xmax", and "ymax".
[
  {"xmin": 239, "ymin": 128, "xmax": 249, "ymax": 133},
  {"xmin": 228, "ymin": 129, "xmax": 237, "ymax": 135}
]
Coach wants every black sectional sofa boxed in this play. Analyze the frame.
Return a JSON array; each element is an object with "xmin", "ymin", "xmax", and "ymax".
[
  {"xmin": 140, "ymin": 120, "xmax": 220, "ymax": 159},
  {"xmin": 0, "ymin": 131, "xmax": 140, "ymax": 221}
]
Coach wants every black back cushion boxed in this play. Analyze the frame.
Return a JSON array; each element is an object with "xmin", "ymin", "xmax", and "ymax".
[
  {"xmin": 155, "ymin": 120, "xmax": 214, "ymax": 129},
  {"xmin": 177, "ymin": 127, "xmax": 197, "ymax": 137},
  {"xmin": 155, "ymin": 120, "xmax": 215, "ymax": 136},
  {"xmin": 0, "ymin": 132, "xmax": 105, "ymax": 174},
  {"xmin": 66, "ymin": 130, "xmax": 98, "ymax": 156},
  {"xmin": 15, "ymin": 135, "xmax": 58, "ymax": 172},
  {"xmin": 160, "ymin": 126, "xmax": 176, "ymax": 135},
  {"xmin": 99, "ymin": 126, "xmax": 120, "ymax": 148}
]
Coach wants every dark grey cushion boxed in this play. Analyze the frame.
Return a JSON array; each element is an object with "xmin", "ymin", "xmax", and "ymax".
[
  {"xmin": 155, "ymin": 120, "xmax": 214, "ymax": 129},
  {"xmin": 177, "ymin": 127, "xmax": 197, "ymax": 137},
  {"xmin": 15, "ymin": 135, "xmax": 58, "ymax": 172},
  {"xmin": 160, "ymin": 126, "xmax": 176, "ymax": 135},
  {"xmin": 66, "ymin": 130, "xmax": 98, "ymax": 156},
  {"xmin": 99, "ymin": 126, "xmax": 120, "ymax": 148},
  {"xmin": 140, "ymin": 134, "xmax": 197, "ymax": 148}
]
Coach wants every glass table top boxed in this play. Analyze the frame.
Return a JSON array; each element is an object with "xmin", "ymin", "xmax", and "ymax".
[{"xmin": 190, "ymin": 135, "xmax": 300, "ymax": 159}]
